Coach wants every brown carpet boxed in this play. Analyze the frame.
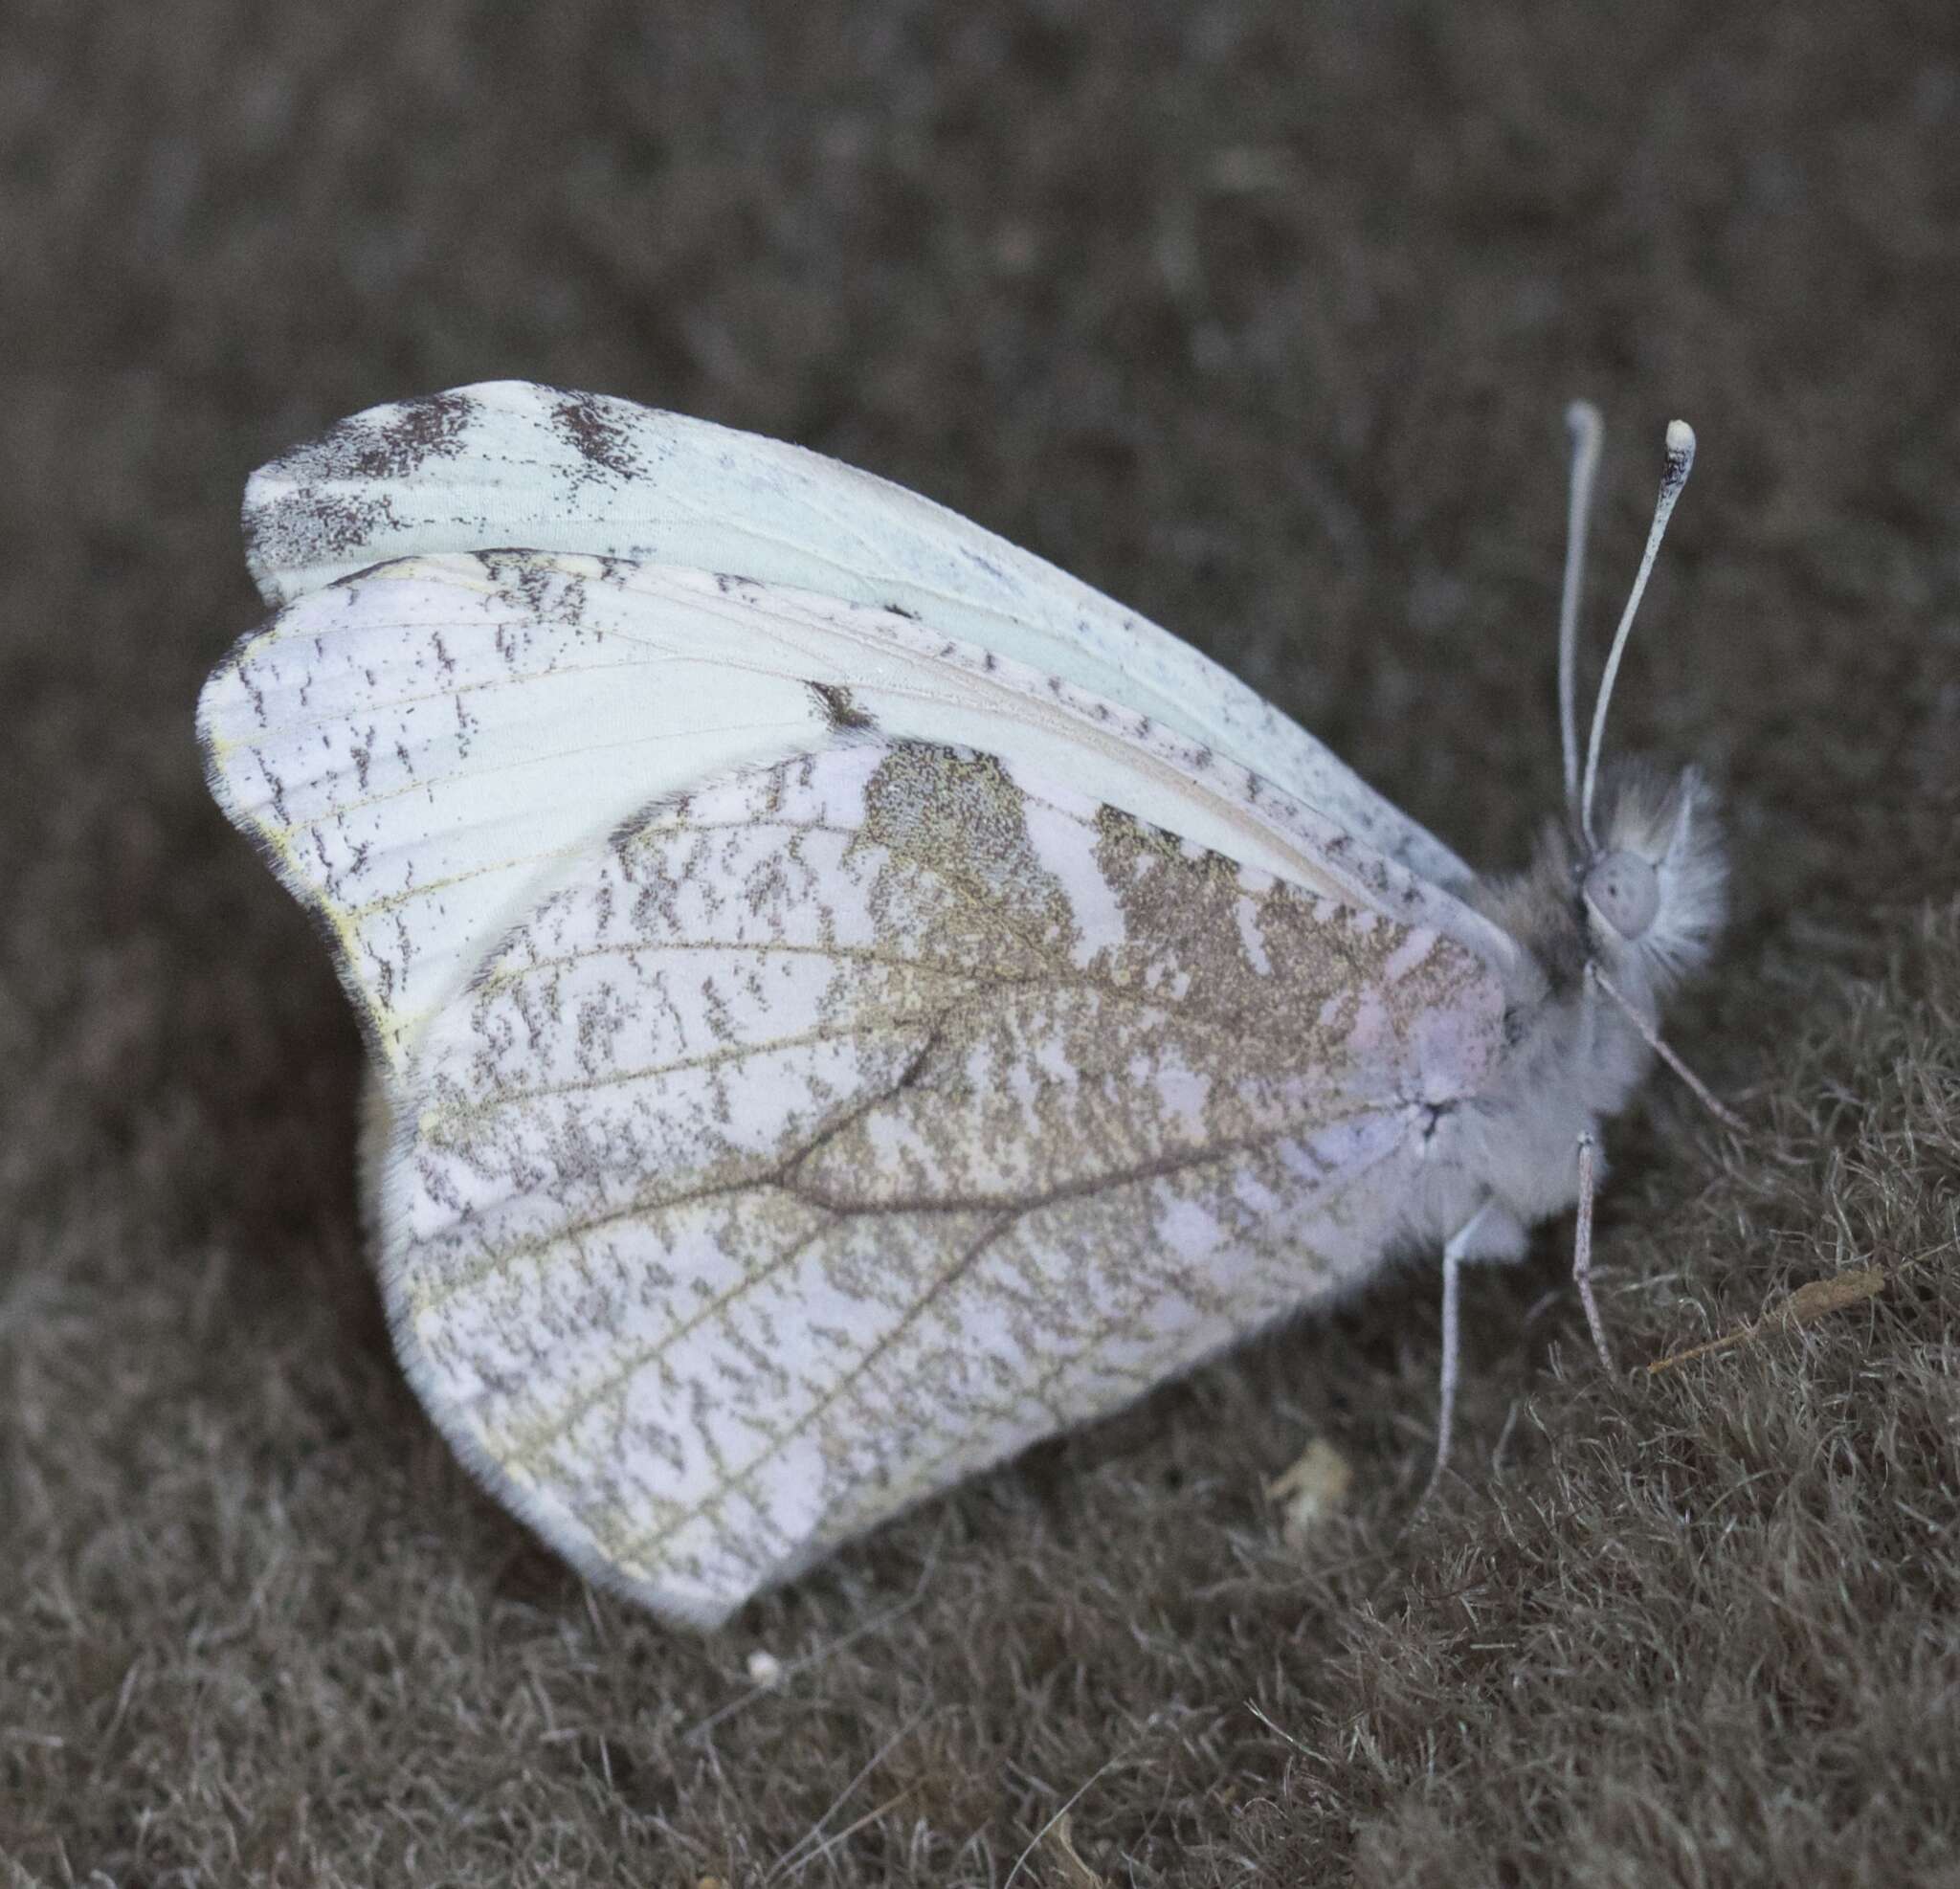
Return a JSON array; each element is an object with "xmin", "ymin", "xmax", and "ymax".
[{"xmin": 5, "ymin": 4, "xmax": 1956, "ymax": 1883}]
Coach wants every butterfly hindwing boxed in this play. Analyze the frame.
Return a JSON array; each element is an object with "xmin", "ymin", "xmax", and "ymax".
[{"xmin": 382, "ymin": 739, "xmax": 1502, "ymax": 1623}]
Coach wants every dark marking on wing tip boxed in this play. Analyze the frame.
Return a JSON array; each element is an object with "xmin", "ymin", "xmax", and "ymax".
[
  {"xmin": 884, "ymin": 601, "xmax": 922, "ymax": 622},
  {"xmin": 245, "ymin": 391, "xmax": 480, "ymax": 578},
  {"xmin": 245, "ymin": 491, "xmax": 405, "ymax": 573},
  {"xmin": 808, "ymin": 681, "xmax": 876, "ymax": 733},
  {"xmin": 278, "ymin": 389, "xmax": 477, "ymax": 487},
  {"xmin": 715, "ymin": 571, "xmax": 759, "ymax": 593},
  {"xmin": 552, "ymin": 392, "xmax": 645, "ymax": 481}
]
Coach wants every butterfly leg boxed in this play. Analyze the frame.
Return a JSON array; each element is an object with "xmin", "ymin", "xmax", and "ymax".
[
  {"xmin": 1422, "ymin": 1199, "xmax": 1527, "ymax": 1505},
  {"xmin": 1571, "ymin": 1131, "xmax": 1616, "ymax": 1373},
  {"xmin": 1587, "ymin": 962, "xmax": 1745, "ymax": 1130}
]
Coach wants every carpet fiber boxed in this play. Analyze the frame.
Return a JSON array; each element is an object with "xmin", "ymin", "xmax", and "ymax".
[{"xmin": 4, "ymin": 4, "xmax": 1956, "ymax": 1882}]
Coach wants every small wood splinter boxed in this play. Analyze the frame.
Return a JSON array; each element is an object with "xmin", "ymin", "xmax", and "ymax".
[{"xmin": 1646, "ymin": 1265, "xmax": 1891, "ymax": 1375}]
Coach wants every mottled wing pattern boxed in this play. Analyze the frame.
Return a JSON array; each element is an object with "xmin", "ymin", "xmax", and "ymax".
[
  {"xmin": 242, "ymin": 379, "xmax": 1472, "ymax": 887},
  {"xmin": 385, "ymin": 741, "xmax": 1501, "ymax": 1624}
]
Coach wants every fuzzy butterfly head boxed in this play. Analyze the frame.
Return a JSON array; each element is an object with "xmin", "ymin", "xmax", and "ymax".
[
  {"xmin": 1575, "ymin": 760, "xmax": 1726, "ymax": 996},
  {"xmin": 1483, "ymin": 762, "xmax": 1725, "ymax": 1005},
  {"xmin": 1451, "ymin": 770, "xmax": 1718, "ymax": 1211}
]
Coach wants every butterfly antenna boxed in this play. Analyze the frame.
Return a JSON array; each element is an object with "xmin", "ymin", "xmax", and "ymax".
[
  {"xmin": 1558, "ymin": 400, "xmax": 1605, "ymax": 829},
  {"xmin": 1578, "ymin": 418, "xmax": 1697, "ymax": 848}
]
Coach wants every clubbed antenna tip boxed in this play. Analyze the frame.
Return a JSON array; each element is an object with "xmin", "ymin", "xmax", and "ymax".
[{"xmin": 1577, "ymin": 416, "xmax": 1698, "ymax": 848}]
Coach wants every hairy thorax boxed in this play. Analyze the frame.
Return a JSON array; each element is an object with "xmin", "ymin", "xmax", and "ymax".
[{"xmin": 1397, "ymin": 762, "xmax": 1726, "ymax": 1260}]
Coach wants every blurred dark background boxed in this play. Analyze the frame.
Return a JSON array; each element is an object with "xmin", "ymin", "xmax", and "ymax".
[{"xmin": 5, "ymin": 4, "xmax": 1957, "ymax": 1883}]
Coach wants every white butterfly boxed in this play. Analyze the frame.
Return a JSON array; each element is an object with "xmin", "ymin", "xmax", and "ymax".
[{"xmin": 199, "ymin": 382, "xmax": 1729, "ymax": 1626}]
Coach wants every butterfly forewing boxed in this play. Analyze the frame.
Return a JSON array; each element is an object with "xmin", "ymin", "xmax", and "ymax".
[
  {"xmin": 383, "ymin": 740, "xmax": 1501, "ymax": 1623},
  {"xmin": 242, "ymin": 379, "xmax": 1472, "ymax": 888}
]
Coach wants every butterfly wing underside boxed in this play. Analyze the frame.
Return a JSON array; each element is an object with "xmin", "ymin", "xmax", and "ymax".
[
  {"xmin": 204, "ymin": 402, "xmax": 1515, "ymax": 1623},
  {"xmin": 385, "ymin": 739, "xmax": 1500, "ymax": 1624}
]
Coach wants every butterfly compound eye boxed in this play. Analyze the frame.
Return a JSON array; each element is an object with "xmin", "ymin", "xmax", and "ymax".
[{"xmin": 1583, "ymin": 849, "xmax": 1660, "ymax": 940}]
